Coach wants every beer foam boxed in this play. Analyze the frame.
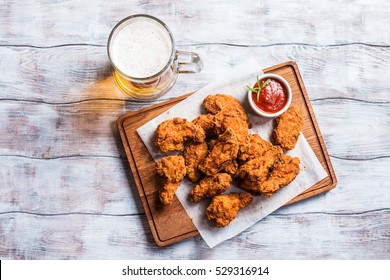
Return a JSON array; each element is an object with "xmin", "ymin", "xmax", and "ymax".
[{"xmin": 110, "ymin": 18, "xmax": 173, "ymax": 78}]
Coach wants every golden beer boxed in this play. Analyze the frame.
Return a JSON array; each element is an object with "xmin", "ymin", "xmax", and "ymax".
[{"xmin": 108, "ymin": 15, "xmax": 201, "ymax": 99}]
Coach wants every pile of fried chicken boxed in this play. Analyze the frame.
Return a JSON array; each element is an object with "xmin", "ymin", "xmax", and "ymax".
[{"xmin": 154, "ymin": 94, "xmax": 303, "ymax": 227}]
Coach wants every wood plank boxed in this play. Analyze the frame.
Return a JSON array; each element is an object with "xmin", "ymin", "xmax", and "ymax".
[
  {"xmin": 1, "ymin": 44, "xmax": 389, "ymax": 103},
  {"xmin": 0, "ymin": 156, "xmax": 142, "ymax": 214},
  {"xmin": 1, "ymin": 0, "xmax": 389, "ymax": 46},
  {"xmin": 310, "ymin": 99, "xmax": 390, "ymax": 160},
  {"xmin": 0, "ymin": 100, "xmax": 128, "ymax": 158},
  {"xmin": 117, "ymin": 61, "xmax": 336, "ymax": 246},
  {"xmin": 277, "ymin": 156, "xmax": 390, "ymax": 215},
  {"xmin": 1, "ymin": 210, "xmax": 389, "ymax": 259},
  {"xmin": 0, "ymin": 46, "xmax": 124, "ymax": 102}
]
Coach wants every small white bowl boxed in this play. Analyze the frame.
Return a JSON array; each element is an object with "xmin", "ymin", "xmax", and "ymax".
[{"xmin": 247, "ymin": 73, "xmax": 292, "ymax": 118}]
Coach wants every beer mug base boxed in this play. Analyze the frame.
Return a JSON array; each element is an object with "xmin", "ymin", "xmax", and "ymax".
[{"xmin": 113, "ymin": 70, "xmax": 178, "ymax": 100}]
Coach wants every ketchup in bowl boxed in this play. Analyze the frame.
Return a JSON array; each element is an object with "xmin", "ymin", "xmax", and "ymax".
[
  {"xmin": 247, "ymin": 74, "xmax": 292, "ymax": 118},
  {"xmin": 251, "ymin": 78, "xmax": 288, "ymax": 113}
]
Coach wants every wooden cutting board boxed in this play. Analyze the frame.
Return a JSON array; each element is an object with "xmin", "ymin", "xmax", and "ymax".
[{"xmin": 117, "ymin": 61, "xmax": 337, "ymax": 247}]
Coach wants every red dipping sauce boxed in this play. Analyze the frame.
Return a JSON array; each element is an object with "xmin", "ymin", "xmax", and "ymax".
[{"xmin": 251, "ymin": 78, "xmax": 288, "ymax": 113}]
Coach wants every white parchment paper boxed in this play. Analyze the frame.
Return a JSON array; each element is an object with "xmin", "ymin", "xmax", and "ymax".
[{"xmin": 137, "ymin": 58, "xmax": 328, "ymax": 248}]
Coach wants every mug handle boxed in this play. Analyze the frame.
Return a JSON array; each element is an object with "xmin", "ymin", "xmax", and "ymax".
[{"xmin": 176, "ymin": 50, "xmax": 203, "ymax": 73}]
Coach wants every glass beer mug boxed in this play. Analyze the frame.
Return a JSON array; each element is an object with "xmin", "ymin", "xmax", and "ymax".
[{"xmin": 107, "ymin": 14, "xmax": 203, "ymax": 99}]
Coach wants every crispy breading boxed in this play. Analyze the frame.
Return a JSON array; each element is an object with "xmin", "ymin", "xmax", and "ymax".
[
  {"xmin": 238, "ymin": 134, "xmax": 273, "ymax": 164},
  {"xmin": 213, "ymin": 110, "xmax": 249, "ymax": 144},
  {"xmin": 184, "ymin": 141, "xmax": 209, "ymax": 182},
  {"xmin": 198, "ymin": 128, "xmax": 239, "ymax": 176},
  {"xmin": 203, "ymin": 94, "xmax": 250, "ymax": 143},
  {"xmin": 156, "ymin": 155, "xmax": 186, "ymax": 205},
  {"xmin": 222, "ymin": 159, "xmax": 239, "ymax": 176},
  {"xmin": 205, "ymin": 138, "xmax": 239, "ymax": 176},
  {"xmin": 192, "ymin": 114, "xmax": 215, "ymax": 138},
  {"xmin": 203, "ymin": 94, "xmax": 251, "ymax": 128},
  {"xmin": 155, "ymin": 118, "xmax": 206, "ymax": 153},
  {"xmin": 273, "ymin": 105, "xmax": 303, "ymax": 150},
  {"xmin": 235, "ymin": 146, "xmax": 283, "ymax": 194},
  {"xmin": 189, "ymin": 173, "xmax": 232, "ymax": 203},
  {"xmin": 260, "ymin": 155, "xmax": 300, "ymax": 197},
  {"xmin": 206, "ymin": 193, "xmax": 253, "ymax": 227}
]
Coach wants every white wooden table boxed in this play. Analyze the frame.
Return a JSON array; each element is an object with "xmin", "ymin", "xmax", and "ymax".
[{"xmin": 1, "ymin": 0, "xmax": 389, "ymax": 259}]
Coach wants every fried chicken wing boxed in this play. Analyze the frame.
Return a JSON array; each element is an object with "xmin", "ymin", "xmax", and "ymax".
[
  {"xmin": 238, "ymin": 134, "xmax": 273, "ymax": 164},
  {"xmin": 189, "ymin": 173, "xmax": 232, "ymax": 203},
  {"xmin": 198, "ymin": 128, "xmax": 239, "ymax": 176},
  {"xmin": 236, "ymin": 146, "xmax": 283, "ymax": 194},
  {"xmin": 155, "ymin": 118, "xmax": 206, "ymax": 153},
  {"xmin": 261, "ymin": 155, "xmax": 300, "ymax": 197},
  {"xmin": 206, "ymin": 193, "xmax": 253, "ymax": 227},
  {"xmin": 273, "ymin": 105, "xmax": 303, "ymax": 150},
  {"xmin": 203, "ymin": 94, "xmax": 251, "ymax": 128},
  {"xmin": 184, "ymin": 141, "xmax": 209, "ymax": 182},
  {"xmin": 156, "ymin": 155, "xmax": 186, "ymax": 205}
]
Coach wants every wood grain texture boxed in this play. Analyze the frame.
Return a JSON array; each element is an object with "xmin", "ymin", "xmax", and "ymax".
[
  {"xmin": 1, "ymin": 0, "xmax": 389, "ymax": 259},
  {"xmin": 1, "ymin": 0, "xmax": 390, "ymax": 46},
  {"xmin": 1, "ymin": 44, "xmax": 390, "ymax": 103},
  {"xmin": 1, "ymin": 210, "xmax": 388, "ymax": 259},
  {"xmin": 0, "ymin": 156, "xmax": 142, "ymax": 214}
]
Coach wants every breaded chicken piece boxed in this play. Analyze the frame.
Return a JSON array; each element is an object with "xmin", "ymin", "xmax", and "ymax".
[
  {"xmin": 192, "ymin": 114, "xmax": 215, "ymax": 138},
  {"xmin": 206, "ymin": 193, "xmax": 253, "ymax": 227},
  {"xmin": 273, "ymin": 105, "xmax": 303, "ymax": 150},
  {"xmin": 261, "ymin": 155, "xmax": 300, "ymax": 197},
  {"xmin": 235, "ymin": 146, "xmax": 283, "ymax": 194},
  {"xmin": 206, "ymin": 140, "xmax": 239, "ymax": 176},
  {"xmin": 184, "ymin": 141, "xmax": 209, "ymax": 182},
  {"xmin": 155, "ymin": 118, "xmax": 206, "ymax": 153},
  {"xmin": 156, "ymin": 155, "xmax": 186, "ymax": 205},
  {"xmin": 203, "ymin": 94, "xmax": 251, "ymax": 128},
  {"xmin": 238, "ymin": 134, "xmax": 273, "ymax": 164},
  {"xmin": 189, "ymin": 173, "xmax": 232, "ymax": 203},
  {"xmin": 213, "ymin": 110, "xmax": 249, "ymax": 144},
  {"xmin": 198, "ymin": 128, "xmax": 239, "ymax": 176}
]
